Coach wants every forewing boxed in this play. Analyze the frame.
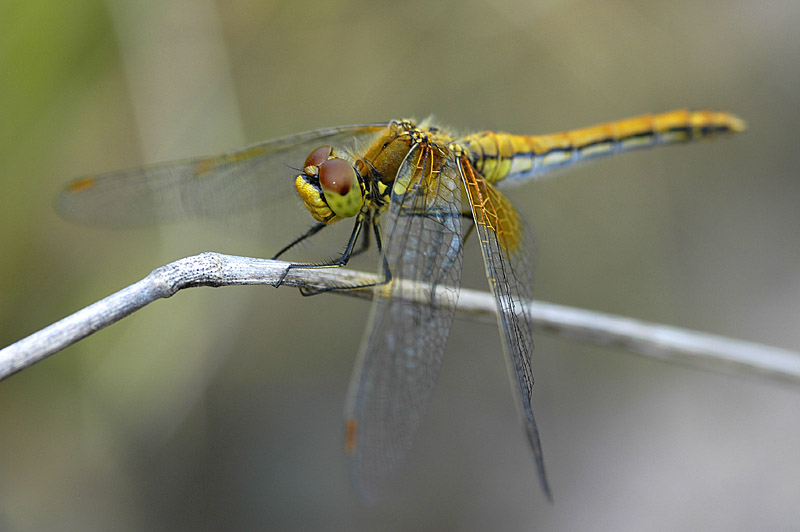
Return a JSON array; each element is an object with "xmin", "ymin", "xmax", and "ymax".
[
  {"xmin": 458, "ymin": 156, "xmax": 552, "ymax": 499},
  {"xmin": 56, "ymin": 124, "xmax": 386, "ymax": 226},
  {"xmin": 344, "ymin": 142, "xmax": 463, "ymax": 497}
]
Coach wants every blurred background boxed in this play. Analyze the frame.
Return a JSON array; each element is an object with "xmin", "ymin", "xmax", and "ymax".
[{"xmin": 2, "ymin": 0, "xmax": 799, "ymax": 530}]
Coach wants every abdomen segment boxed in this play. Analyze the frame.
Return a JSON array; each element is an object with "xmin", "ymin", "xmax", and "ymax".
[{"xmin": 462, "ymin": 109, "xmax": 746, "ymax": 184}]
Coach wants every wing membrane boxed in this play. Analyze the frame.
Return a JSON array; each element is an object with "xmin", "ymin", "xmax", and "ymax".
[
  {"xmin": 458, "ymin": 156, "xmax": 552, "ymax": 499},
  {"xmin": 56, "ymin": 124, "xmax": 386, "ymax": 226},
  {"xmin": 344, "ymin": 141, "xmax": 463, "ymax": 497}
]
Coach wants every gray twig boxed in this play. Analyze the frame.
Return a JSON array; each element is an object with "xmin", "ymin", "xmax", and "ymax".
[{"xmin": 2, "ymin": 252, "xmax": 798, "ymax": 384}]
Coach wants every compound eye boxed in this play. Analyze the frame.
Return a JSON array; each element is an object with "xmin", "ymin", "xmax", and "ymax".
[
  {"xmin": 319, "ymin": 158, "xmax": 355, "ymax": 195},
  {"xmin": 304, "ymin": 146, "xmax": 333, "ymax": 169},
  {"xmin": 318, "ymin": 158, "xmax": 364, "ymax": 218}
]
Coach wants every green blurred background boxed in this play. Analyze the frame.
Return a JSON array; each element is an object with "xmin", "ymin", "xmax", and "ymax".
[{"xmin": 2, "ymin": 0, "xmax": 799, "ymax": 530}]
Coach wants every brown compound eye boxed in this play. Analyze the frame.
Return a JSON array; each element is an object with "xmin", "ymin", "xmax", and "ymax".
[
  {"xmin": 304, "ymin": 145, "xmax": 333, "ymax": 169},
  {"xmin": 318, "ymin": 158, "xmax": 363, "ymax": 218},
  {"xmin": 319, "ymin": 158, "xmax": 354, "ymax": 196}
]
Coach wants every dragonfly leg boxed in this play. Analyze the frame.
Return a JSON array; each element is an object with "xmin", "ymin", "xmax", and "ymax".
[
  {"xmin": 273, "ymin": 209, "xmax": 372, "ymax": 265},
  {"xmin": 274, "ymin": 214, "xmax": 366, "ymax": 290},
  {"xmin": 461, "ymin": 214, "xmax": 476, "ymax": 243},
  {"xmin": 297, "ymin": 214, "xmax": 392, "ymax": 296},
  {"xmin": 271, "ymin": 222, "xmax": 327, "ymax": 260},
  {"xmin": 347, "ymin": 218, "xmax": 372, "ymax": 260}
]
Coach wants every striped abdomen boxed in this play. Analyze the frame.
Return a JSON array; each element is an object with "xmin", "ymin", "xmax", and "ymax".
[{"xmin": 462, "ymin": 109, "xmax": 746, "ymax": 184}]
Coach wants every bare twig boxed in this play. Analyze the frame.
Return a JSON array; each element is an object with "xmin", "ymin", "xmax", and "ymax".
[{"xmin": 2, "ymin": 252, "xmax": 799, "ymax": 384}]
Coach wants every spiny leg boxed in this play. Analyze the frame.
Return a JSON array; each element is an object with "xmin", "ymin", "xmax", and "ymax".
[
  {"xmin": 348, "ymin": 217, "xmax": 372, "ymax": 260},
  {"xmin": 271, "ymin": 222, "xmax": 327, "ymax": 260},
  {"xmin": 461, "ymin": 214, "xmax": 476, "ymax": 242},
  {"xmin": 298, "ymin": 214, "xmax": 392, "ymax": 296},
  {"xmin": 275, "ymin": 213, "xmax": 366, "ymax": 289}
]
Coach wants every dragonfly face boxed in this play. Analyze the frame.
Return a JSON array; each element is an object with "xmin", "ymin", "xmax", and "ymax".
[{"xmin": 57, "ymin": 110, "xmax": 744, "ymax": 500}]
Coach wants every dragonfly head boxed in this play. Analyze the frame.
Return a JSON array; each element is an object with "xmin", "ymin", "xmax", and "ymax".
[{"xmin": 295, "ymin": 146, "xmax": 366, "ymax": 224}]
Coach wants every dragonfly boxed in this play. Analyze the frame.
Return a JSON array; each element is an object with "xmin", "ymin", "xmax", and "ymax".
[{"xmin": 58, "ymin": 109, "xmax": 745, "ymax": 498}]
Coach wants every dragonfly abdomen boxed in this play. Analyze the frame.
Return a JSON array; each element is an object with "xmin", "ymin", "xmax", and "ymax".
[{"xmin": 463, "ymin": 109, "xmax": 745, "ymax": 184}]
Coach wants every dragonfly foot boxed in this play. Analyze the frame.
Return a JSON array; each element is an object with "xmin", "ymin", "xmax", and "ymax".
[{"xmin": 274, "ymin": 265, "xmax": 292, "ymax": 288}]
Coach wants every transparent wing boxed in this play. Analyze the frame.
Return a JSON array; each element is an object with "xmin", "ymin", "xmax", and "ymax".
[
  {"xmin": 344, "ymin": 142, "xmax": 463, "ymax": 497},
  {"xmin": 458, "ymin": 156, "xmax": 552, "ymax": 499},
  {"xmin": 56, "ymin": 124, "xmax": 387, "ymax": 227}
]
